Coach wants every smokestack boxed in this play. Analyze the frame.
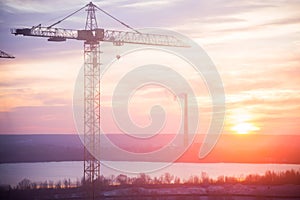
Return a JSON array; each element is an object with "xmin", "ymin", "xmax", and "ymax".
[{"xmin": 184, "ymin": 93, "xmax": 188, "ymax": 147}]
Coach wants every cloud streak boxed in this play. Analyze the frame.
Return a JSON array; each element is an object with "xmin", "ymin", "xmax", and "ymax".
[{"xmin": 0, "ymin": 106, "xmax": 75, "ymax": 134}]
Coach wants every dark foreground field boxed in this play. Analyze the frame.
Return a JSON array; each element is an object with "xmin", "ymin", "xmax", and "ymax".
[{"xmin": 1, "ymin": 184, "xmax": 300, "ymax": 200}]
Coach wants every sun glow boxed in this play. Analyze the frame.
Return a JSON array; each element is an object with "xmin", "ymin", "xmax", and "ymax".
[
  {"xmin": 229, "ymin": 111, "xmax": 260, "ymax": 134},
  {"xmin": 231, "ymin": 122, "xmax": 260, "ymax": 134}
]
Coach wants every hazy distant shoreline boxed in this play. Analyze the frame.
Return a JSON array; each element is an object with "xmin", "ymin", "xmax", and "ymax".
[{"xmin": 0, "ymin": 134, "xmax": 299, "ymax": 164}]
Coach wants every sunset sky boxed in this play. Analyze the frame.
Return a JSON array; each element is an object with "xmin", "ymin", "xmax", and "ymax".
[{"xmin": 0, "ymin": 0, "xmax": 299, "ymax": 135}]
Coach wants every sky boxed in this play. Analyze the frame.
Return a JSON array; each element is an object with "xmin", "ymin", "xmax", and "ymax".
[{"xmin": 0, "ymin": 0, "xmax": 299, "ymax": 135}]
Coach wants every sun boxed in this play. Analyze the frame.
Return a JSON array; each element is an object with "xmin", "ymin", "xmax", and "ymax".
[
  {"xmin": 231, "ymin": 122, "xmax": 259, "ymax": 134},
  {"xmin": 229, "ymin": 110, "xmax": 260, "ymax": 134}
]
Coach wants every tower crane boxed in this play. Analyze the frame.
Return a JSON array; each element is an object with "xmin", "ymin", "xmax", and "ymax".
[
  {"xmin": 0, "ymin": 50, "xmax": 14, "ymax": 58},
  {"xmin": 11, "ymin": 2, "xmax": 188, "ymax": 185}
]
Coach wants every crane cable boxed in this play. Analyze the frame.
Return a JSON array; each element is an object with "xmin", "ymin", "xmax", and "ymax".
[
  {"xmin": 44, "ymin": 2, "xmax": 141, "ymax": 34},
  {"xmin": 46, "ymin": 4, "xmax": 88, "ymax": 29},
  {"xmin": 94, "ymin": 5, "xmax": 141, "ymax": 34}
]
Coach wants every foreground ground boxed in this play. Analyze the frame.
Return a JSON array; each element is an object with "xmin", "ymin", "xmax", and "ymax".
[{"xmin": 1, "ymin": 184, "xmax": 300, "ymax": 200}]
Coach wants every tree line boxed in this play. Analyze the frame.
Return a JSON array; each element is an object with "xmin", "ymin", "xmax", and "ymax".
[{"xmin": 13, "ymin": 169, "xmax": 300, "ymax": 190}]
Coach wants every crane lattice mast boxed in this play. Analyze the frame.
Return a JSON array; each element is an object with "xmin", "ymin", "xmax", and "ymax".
[
  {"xmin": 83, "ymin": 2, "xmax": 101, "ymax": 185},
  {"xmin": 11, "ymin": 1, "xmax": 188, "ymax": 186}
]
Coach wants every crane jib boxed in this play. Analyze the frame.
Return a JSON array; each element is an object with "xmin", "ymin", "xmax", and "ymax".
[{"xmin": 11, "ymin": 27, "xmax": 189, "ymax": 47}]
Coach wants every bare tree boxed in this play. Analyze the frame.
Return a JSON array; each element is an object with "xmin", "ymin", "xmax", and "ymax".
[
  {"xmin": 116, "ymin": 174, "xmax": 128, "ymax": 185},
  {"xmin": 56, "ymin": 180, "xmax": 62, "ymax": 189},
  {"xmin": 17, "ymin": 178, "xmax": 31, "ymax": 190},
  {"xmin": 163, "ymin": 172, "xmax": 174, "ymax": 184}
]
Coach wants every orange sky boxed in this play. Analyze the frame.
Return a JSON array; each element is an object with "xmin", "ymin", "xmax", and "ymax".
[{"xmin": 0, "ymin": 0, "xmax": 299, "ymax": 135}]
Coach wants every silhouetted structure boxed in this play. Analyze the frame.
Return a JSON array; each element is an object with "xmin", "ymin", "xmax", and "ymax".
[
  {"xmin": 0, "ymin": 50, "xmax": 14, "ymax": 58},
  {"xmin": 11, "ymin": 2, "xmax": 188, "ymax": 199}
]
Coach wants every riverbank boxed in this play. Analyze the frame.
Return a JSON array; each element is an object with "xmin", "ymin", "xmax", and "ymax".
[{"xmin": 2, "ymin": 184, "xmax": 300, "ymax": 200}]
